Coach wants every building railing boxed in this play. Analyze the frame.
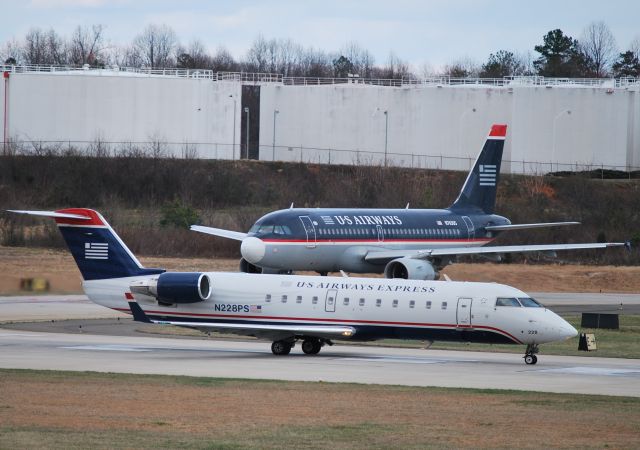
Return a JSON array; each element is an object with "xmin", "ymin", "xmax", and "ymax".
[
  {"xmin": 3, "ymin": 138, "xmax": 639, "ymax": 176},
  {"xmin": 2, "ymin": 64, "xmax": 638, "ymax": 89}
]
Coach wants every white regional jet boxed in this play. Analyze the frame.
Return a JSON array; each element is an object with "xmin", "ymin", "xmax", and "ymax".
[{"xmin": 9, "ymin": 208, "xmax": 578, "ymax": 364}]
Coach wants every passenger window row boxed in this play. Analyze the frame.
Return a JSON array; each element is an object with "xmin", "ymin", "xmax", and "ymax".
[
  {"xmin": 317, "ymin": 227, "xmax": 461, "ymax": 238},
  {"xmin": 263, "ymin": 294, "xmax": 449, "ymax": 309}
]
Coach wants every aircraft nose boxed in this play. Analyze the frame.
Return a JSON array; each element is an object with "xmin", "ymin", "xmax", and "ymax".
[
  {"xmin": 241, "ymin": 237, "xmax": 266, "ymax": 264},
  {"xmin": 563, "ymin": 323, "xmax": 578, "ymax": 340}
]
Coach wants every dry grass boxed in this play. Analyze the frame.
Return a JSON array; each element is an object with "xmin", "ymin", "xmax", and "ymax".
[
  {"xmin": 0, "ymin": 369, "xmax": 638, "ymax": 449},
  {"xmin": 3, "ymin": 245, "xmax": 640, "ymax": 295}
]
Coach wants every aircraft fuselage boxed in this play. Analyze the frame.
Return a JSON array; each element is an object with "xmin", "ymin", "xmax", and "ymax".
[{"xmin": 242, "ymin": 208, "xmax": 510, "ymax": 272}]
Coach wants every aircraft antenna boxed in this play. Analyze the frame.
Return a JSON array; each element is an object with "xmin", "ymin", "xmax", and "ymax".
[
  {"xmin": 339, "ymin": 270, "xmax": 349, "ymax": 278},
  {"xmin": 405, "ymin": 203, "xmax": 410, "ymax": 209},
  {"xmin": 289, "ymin": 202, "xmax": 294, "ymax": 209}
]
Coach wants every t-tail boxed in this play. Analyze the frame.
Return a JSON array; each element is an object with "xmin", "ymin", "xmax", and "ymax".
[
  {"xmin": 448, "ymin": 124, "xmax": 507, "ymax": 214},
  {"xmin": 8, "ymin": 208, "xmax": 164, "ymax": 280}
]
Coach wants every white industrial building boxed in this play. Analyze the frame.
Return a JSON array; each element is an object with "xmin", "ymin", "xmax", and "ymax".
[{"xmin": 1, "ymin": 65, "xmax": 639, "ymax": 174}]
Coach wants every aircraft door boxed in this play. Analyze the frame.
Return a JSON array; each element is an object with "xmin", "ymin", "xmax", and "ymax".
[
  {"xmin": 299, "ymin": 216, "xmax": 316, "ymax": 249},
  {"xmin": 461, "ymin": 216, "xmax": 475, "ymax": 240},
  {"xmin": 325, "ymin": 289, "xmax": 337, "ymax": 312},
  {"xmin": 376, "ymin": 225, "xmax": 384, "ymax": 242},
  {"xmin": 456, "ymin": 298, "xmax": 472, "ymax": 327}
]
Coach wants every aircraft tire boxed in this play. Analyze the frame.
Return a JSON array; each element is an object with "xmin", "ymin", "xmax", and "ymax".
[
  {"xmin": 301, "ymin": 339, "xmax": 321, "ymax": 355},
  {"xmin": 524, "ymin": 354, "xmax": 537, "ymax": 365},
  {"xmin": 271, "ymin": 340, "xmax": 292, "ymax": 355}
]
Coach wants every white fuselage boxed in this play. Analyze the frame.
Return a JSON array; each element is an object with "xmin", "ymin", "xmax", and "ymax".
[{"xmin": 83, "ymin": 272, "xmax": 576, "ymax": 345}]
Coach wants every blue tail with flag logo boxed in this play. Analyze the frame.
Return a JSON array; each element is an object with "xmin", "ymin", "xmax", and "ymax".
[
  {"xmin": 448, "ymin": 124, "xmax": 507, "ymax": 214},
  {"xmin": 8, "ymin": 208, "xmax": 164, "ymax": 281}
]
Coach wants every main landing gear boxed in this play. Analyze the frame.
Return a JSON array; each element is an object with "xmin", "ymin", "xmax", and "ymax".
[
  {"xmin": 271, "ymin": 337, "xmax": 330, "ymax": 355},
  {"xmin": 524, "ymin": 344, "xmax": 539, "ymax": 365}
]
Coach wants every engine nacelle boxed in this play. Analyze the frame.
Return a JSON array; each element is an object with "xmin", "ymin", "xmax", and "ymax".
[
  {"xmin": 384, "ymin": 258, "xmax": 438, "ymax": 280},
  {"xmin": 130, "ymin": 272, "xmax": 211, "ymax": 304}
]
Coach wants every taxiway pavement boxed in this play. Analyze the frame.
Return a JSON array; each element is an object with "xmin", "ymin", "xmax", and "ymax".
[
  {"xmin": 0, "ymin": 328, "xmax": 638, "ymax": 397},
  {"xmin": 1, "ymin": 293, "xmax": 639, "ymax": 397}
]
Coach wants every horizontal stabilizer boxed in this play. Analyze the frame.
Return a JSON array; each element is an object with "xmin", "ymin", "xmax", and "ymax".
[
  {"xmin": 7, "ymin": 209, "xmax": 91, "ymax": 220},
  {"xmin": 485, "ymin": 222, "xmax": 580, "ymax": 231},
  {"xmin": 365, "ymin": 242, "xmax": 625, "ymax": 262},
  {"xmin": 190, "ymin": 225, "xmax": 247, "ymax": 241}
]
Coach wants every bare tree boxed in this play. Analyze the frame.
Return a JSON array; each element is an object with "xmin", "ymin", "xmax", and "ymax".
[
  {"xmin": 132, "ymin": 24, "xmax": 177, "ymax": 68},
  {"xmin": 340, "ymin": 41, "xmax": 375, "ymax": 77},
  {"xmin": 176, "ymin": 39, "xmax": 211, "ymax": 69},
  {"xmin": 245, "ymin": 34, "xmax": 269, "ymax": 72},
  {"xmin": 211, "ymin": 46, "xmax": 237, "ymax": 72},
  {"xmin": 1, "ymin": 38, "xmax": 22, "ymax": 64},
  {"xmin": 630, "ymin": 35, "xmax": 640, "ymax": 61},
  {"xmin": 372, "ymin": 51, "xmax": 413, "ymax": 79},
  {"xmin": 22, "ymin": 28, "xmax": 51, "ymax": 64},
  {"xmin": 296, "ymin": 47, "xmax": 331, "ymax": 77},
  {"xmin": 69, "ymin": 25, "xmax": 105, "ymax": 66},
  {"xmin": 442, "ymin": 57, "xmax": 480, "ymax": 77},
  {"xmin": 579, "ymin": 21, "xmax": 617, "ymax": 77}
]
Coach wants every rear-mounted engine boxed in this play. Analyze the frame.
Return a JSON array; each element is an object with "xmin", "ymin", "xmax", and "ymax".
[{"xmin": 130, "ymin": 272, "xmax": 211, "ymax": 304}]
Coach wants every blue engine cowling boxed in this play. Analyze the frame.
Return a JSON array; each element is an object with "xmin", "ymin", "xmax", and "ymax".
[{"xmin": 156, "ymin": 272, "xmax": 212, "ymax": 304}]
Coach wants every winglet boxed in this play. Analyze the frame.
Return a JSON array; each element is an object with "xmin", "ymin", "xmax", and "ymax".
[{"xmin": 126, "ymin": 295, "xmax": 152, "ymax": 323}]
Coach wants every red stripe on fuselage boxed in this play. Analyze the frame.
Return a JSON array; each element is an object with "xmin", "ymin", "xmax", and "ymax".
[
  {"xmin": 113, "ymin": 307, "xmax": 522, "ymax": 344},
  {"xmin": 260, "ymin": 238, "xmax": 494, "ymax": 244}
]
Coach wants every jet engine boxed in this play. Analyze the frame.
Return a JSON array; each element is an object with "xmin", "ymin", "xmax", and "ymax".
[
  {"xmin": 130, "ymin": 272, "xmax": 212, "ymax": 304},
  {"xmin": 384, "ymin": 258, "xmax": 438, "ymax": 280}
]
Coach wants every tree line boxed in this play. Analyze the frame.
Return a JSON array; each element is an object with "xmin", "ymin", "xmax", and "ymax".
[{"xmin": 1, "ymin": 21, "xmax": 639, "ymax": 78}]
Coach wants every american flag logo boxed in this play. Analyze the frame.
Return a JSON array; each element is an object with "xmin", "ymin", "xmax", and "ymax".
[
  {"xmin": 436, "ymin": 220, "xmax": 443, "ymax": 226},
  {"xmin": 250, "ymin": 305, "xmax": 262, "ymax": 313},
  {"xmin": 85, "ymin": 242, "xmax": 108, "ymax": 260},
  {"xmin": 479, "ymin": 164, "xmax": 497, "ymax": 186},
  {"xmin": 321, "ymin": 216, "xmax": 335, "ymax": 225}
]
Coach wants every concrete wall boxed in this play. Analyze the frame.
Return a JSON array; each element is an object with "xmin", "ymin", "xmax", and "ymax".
[
  {"xmin": 261, "ymin": 83, "xmax": 640, "ymax": 173},
  {"xmin": 2, "ymin": 71, "xmax": 639, "ymax": 174},
  {"xmin": 3, "ymin": 72, "xmax": 241, "ymax": 159}
]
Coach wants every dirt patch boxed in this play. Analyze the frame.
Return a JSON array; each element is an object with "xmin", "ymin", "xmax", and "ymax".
[
  {"xmin": 2, "ymin": 245, "xmax": 640, "ymax": 295},
  {"xmin": 0, "ymin": 370, "xmax": 638, "ymax": 449}
]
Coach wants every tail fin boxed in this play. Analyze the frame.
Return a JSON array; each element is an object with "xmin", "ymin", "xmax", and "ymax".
[
  {"xmin": 448, "ymin": 124, "xmax": 507, "ymax": 214},
  {"xmin": 8, "ymin": 208, "xmax": 164, "ymax": 280}
]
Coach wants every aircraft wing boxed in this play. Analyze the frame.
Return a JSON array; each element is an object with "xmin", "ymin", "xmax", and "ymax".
[
  {"xmin": 190, "ymin": 225, "xmax": 248, "ymax": 241},
  {"xmin": 484, "ymin": 222, "xmax": 580, "ymax": 231},
  {"xmin": 364, "ymin": 242, "xmax": 626, "ymax": 262},
  {"xmin": 128, "ymin": 300, "xmax": 355, "ymax": 339}
]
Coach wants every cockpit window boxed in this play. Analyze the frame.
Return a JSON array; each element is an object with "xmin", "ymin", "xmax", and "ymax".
[
  {"xmin": 273, "ymin": 225, "xmax": 292, "ymax": 235},
  {"xmin": 518, "ymin": 297, "xmax": 543, "ymax": 307},
  {"xmin": 249, "ymin": 224, "xmax": 292, "ymax": 236},
  {"xmin": 495, "ymin": 297, "xmax": 521, "ymax": 307}
]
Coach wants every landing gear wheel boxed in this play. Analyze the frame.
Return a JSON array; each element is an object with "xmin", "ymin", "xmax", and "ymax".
[
  {"xmin": 523, "ymin": 344, "xmax": 539, "ymax": 365},
  {"xmin": 271, "ymin": 340, "xmax": 292, "ymax": 355},
  {"xmin": 301, "ymin": 339, "xmax": 322, "ymax": 355}
]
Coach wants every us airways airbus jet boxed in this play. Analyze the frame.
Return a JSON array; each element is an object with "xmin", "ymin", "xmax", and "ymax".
[
  {"xmin": 193, "ymin": 124, "xmax": 624, "ymax": 279},
  {"xmin": 10, "ymin": 208, "xmax": 577, "ymax": 363}
]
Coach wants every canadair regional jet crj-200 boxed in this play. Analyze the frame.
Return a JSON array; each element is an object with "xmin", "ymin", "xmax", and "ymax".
[
  {"xmin": 192, "ymin": 124, "xmax": 624, "ymax": 279},
  {"xmin": 10, "ymin": 208, "xmax": 577, "ymax": 363}
]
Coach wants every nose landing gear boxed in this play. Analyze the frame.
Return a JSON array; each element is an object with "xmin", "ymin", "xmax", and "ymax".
[{"xmin": 524, "ymin": 344, "xmax": 539, "ymax": 365}]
